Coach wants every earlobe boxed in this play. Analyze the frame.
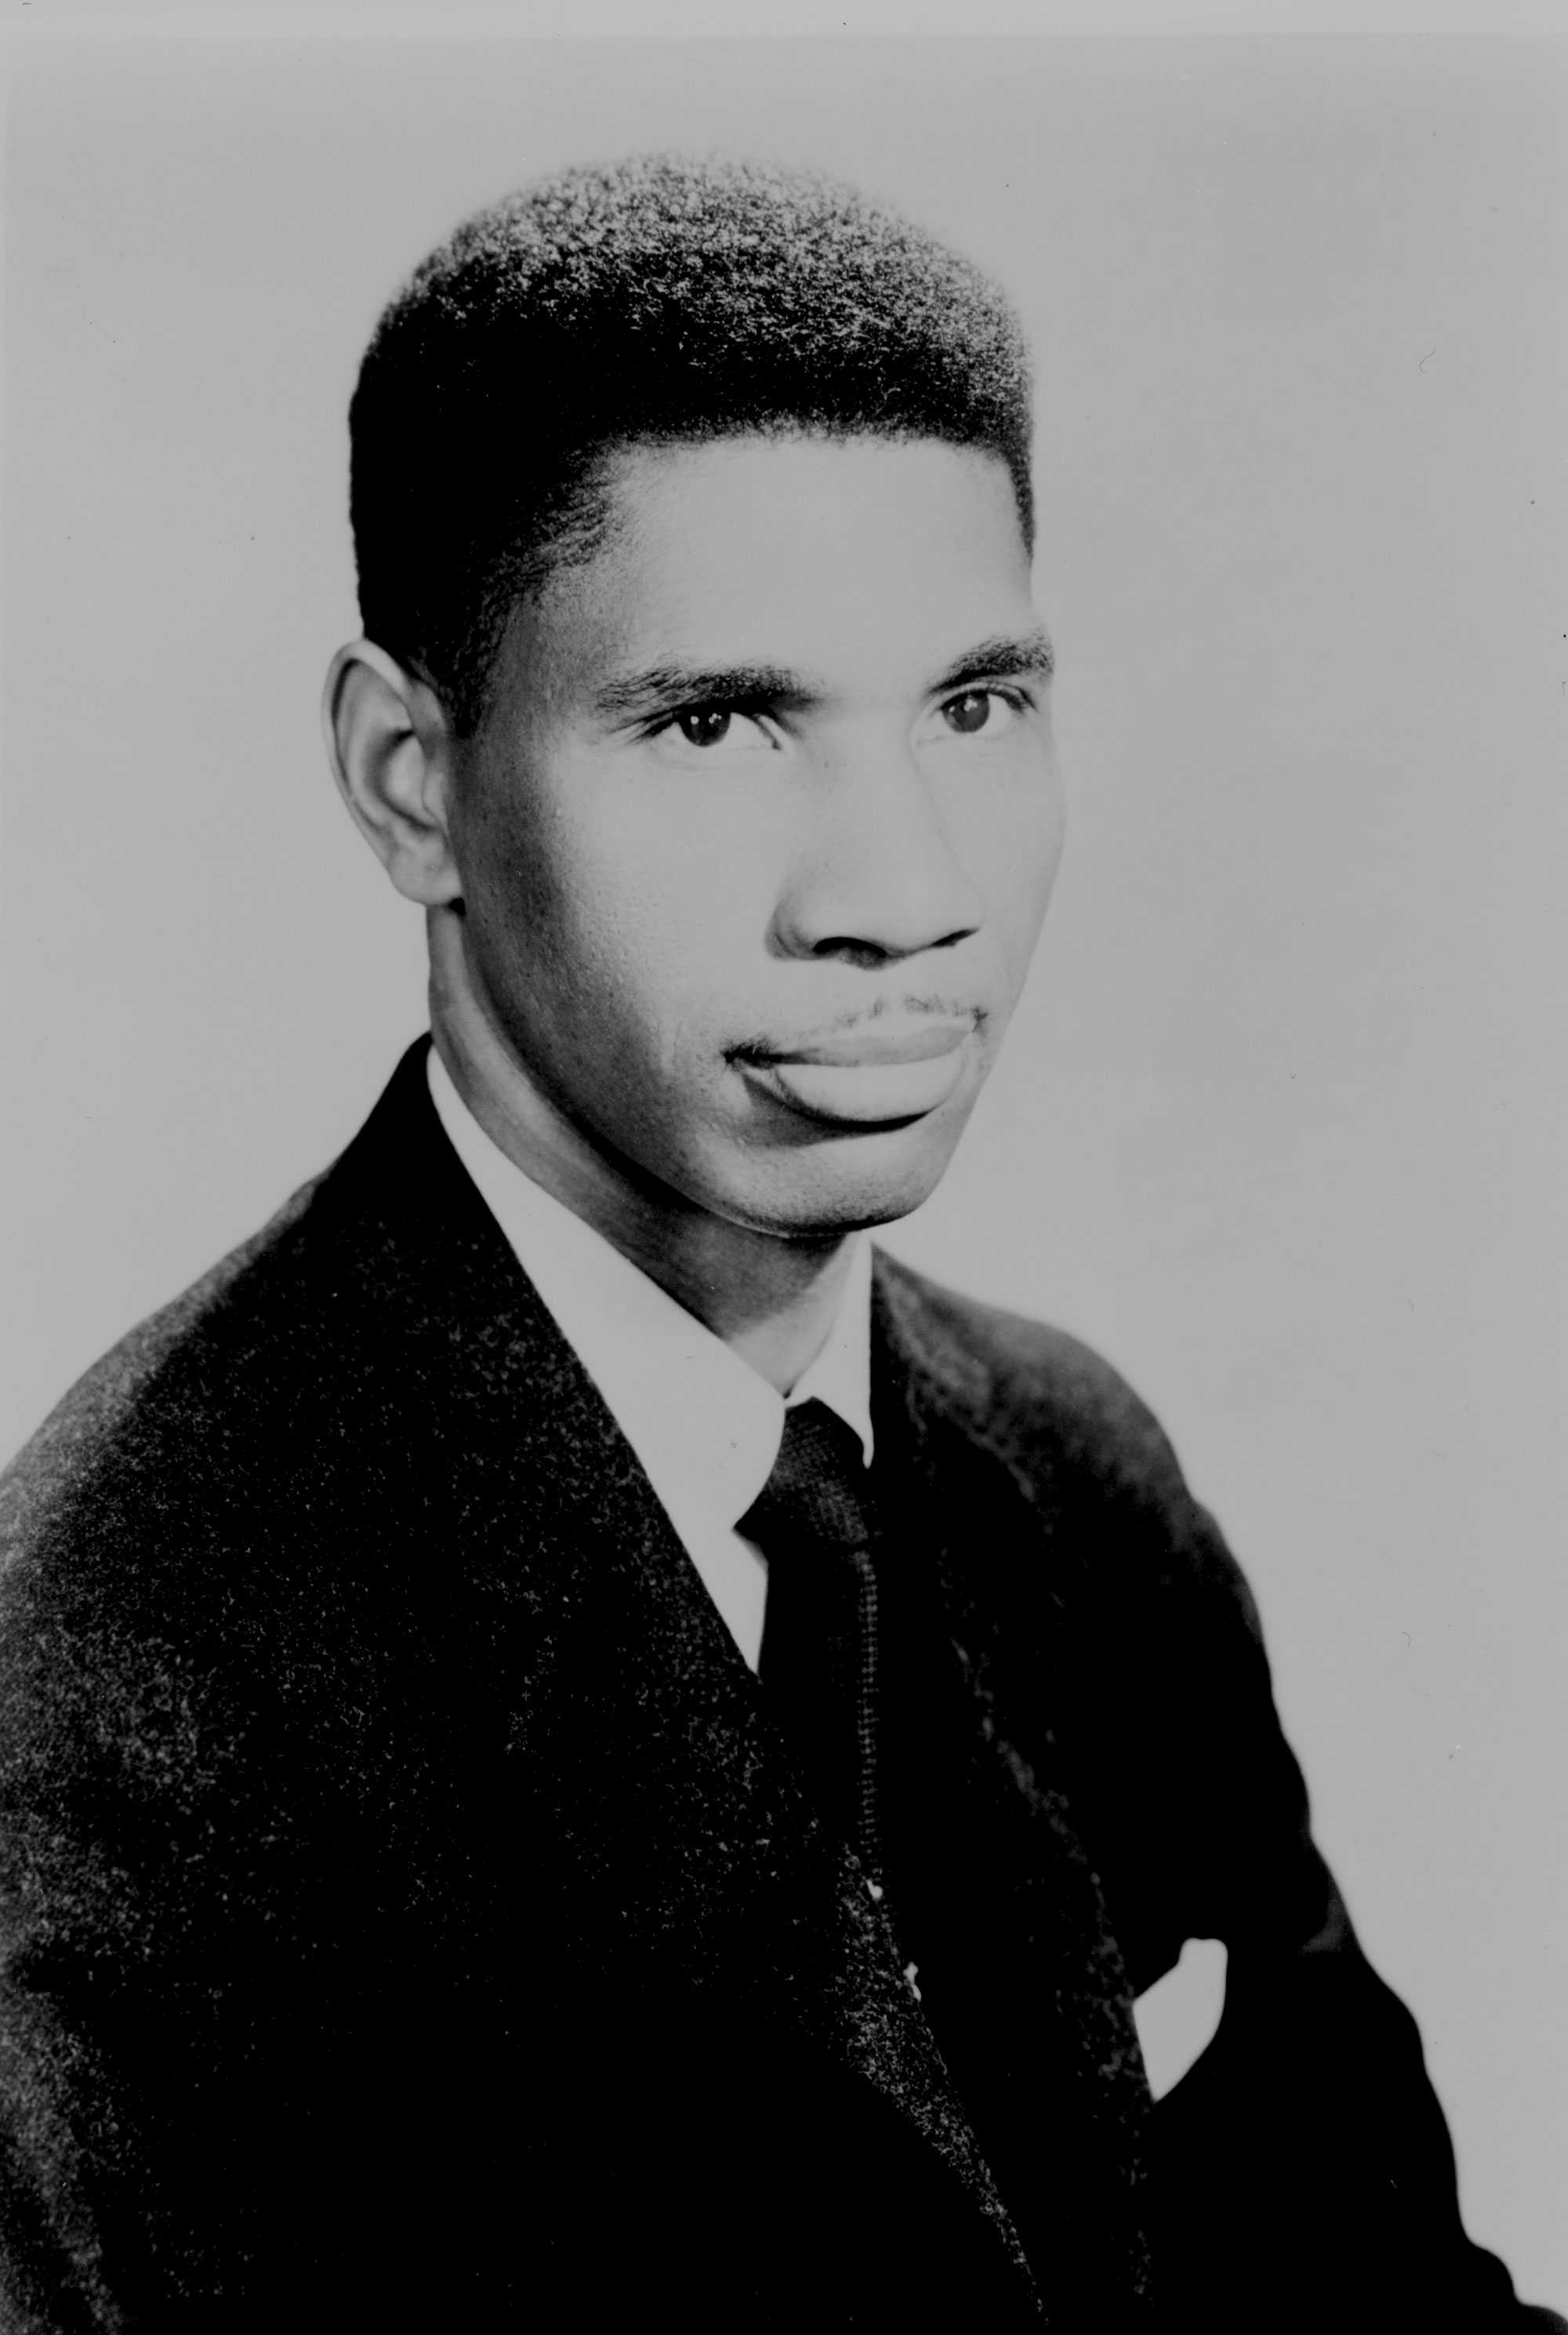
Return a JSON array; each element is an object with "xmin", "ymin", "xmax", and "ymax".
[{"xmin": 321, "ymin": 640, "xmax": 463, "ymax": 908}]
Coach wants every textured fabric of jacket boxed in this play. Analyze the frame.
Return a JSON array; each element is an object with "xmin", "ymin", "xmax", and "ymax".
[{"xmin": 0, "ymin": 1040, "xmax": 1555, "ymax": 2332}]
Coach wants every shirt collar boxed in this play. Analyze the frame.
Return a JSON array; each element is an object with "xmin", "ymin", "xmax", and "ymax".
[{"xmin": 426, "ymin": 1048, "xmax": 873, "ymax": 1552}]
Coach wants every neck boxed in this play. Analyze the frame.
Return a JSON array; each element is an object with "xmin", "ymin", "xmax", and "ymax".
[{"xmin": 427, "ymin": 910, "xmax": 858, "ymax": 1395}]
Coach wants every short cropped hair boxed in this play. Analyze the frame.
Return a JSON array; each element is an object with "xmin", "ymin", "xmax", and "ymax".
[{"xmin": 349, "ymin": 153, "xmax": 1035, "ymax": 735}]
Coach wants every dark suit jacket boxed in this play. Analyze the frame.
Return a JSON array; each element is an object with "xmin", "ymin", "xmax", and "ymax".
[{"xmin": 0, "ymin": 1041, "xmax": 1556, "ymax": 2333}]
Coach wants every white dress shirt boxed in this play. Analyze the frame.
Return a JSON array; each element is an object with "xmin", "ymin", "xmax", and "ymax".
[{"xmin": 427, "ymin": 1048, "xmax": 874, "ymax": 1672}]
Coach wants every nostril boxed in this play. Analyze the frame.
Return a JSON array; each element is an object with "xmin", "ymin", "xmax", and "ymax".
[{"xmin": 809, "ymin": 939, "xmax": 895, "ymax": 969}]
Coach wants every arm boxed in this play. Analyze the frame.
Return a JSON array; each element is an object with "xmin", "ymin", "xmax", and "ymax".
[{"xmin": 1115, "ymin": 1498, "xmax": 1563, "ymax": 2331}]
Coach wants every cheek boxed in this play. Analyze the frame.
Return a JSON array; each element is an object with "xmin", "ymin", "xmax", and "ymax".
[
  {"xmin": 1024, "ymin": 790, "xmax": 1069, "ymax": 931},
  {"xmin": 546, "ymin": 793, "xmax": 773, "ymax": 1000},
  {"xmin": 967, "ymin": 772, "xmax": 1066, "ymax": 985},
  {"xmin": 488, "ymin": 815, "xmax": 738, "ymax": 1091}
]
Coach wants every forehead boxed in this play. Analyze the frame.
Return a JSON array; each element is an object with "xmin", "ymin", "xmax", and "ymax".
[{"xmin": 499, "ymin": 434, "xmax": 1037, "ymax": 721}]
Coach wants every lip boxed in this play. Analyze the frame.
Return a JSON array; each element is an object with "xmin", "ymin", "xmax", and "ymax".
[
  {"xmin": 765, "ymin": 1016, "xmax": 974, "ymax": 1070},
  {"xmin": 735, "ymin": 1018, "xmax": 977, "ymax": 1127}
]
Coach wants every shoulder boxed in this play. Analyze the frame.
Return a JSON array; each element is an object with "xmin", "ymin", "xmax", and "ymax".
[
  {"xmin": 0, "ymin": 1171, "xmax": 326, "ymax": 1566},
  {"xmin": 0, "ymin": 1049, "xmax": 465, "ymax": 1871},
  {"xmin": 0, "ymin": 1044, "xmax": 446, "ymax": 1578},
  {"xmin": 873, "ymin": 1247, "xmax": 1198, "ymax": 1521},
  {"xmin": 871, "ymin": 1247, "xmax": 1266, "ymax": 1659},
  {"xmin": 0, "ymin": 1171, "xmax": 350, "ymax": 1946}
]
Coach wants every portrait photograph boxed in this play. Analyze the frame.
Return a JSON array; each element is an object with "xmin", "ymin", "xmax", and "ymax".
[{"xmin": 2, "ymin": 7, "xmax": 1563, "ymax": 2326}]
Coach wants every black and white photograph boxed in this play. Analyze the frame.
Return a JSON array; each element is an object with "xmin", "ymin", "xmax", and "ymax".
[{"xmin": 2, "ymin": 9, "xmax": 1564, "ymax": 2326}]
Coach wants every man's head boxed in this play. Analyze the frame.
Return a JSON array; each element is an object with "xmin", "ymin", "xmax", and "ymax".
[
  {"xmin": 328, "ymin": 158, "xmax": 1064, "ymax": 1266},
  {"xmin": 347, "ymin": 154, "xmax": 1035, "ymax": 739}
]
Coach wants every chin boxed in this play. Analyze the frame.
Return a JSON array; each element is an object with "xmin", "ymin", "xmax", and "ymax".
[{"xmin": 720, "ymin": 1117, "xmax": 967, "ymax": 1241}]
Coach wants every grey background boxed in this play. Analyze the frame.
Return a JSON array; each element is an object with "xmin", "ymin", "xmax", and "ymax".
[{"xmin": 4, "ymin": 31, "xmax": 1564, "ymax": 2297}]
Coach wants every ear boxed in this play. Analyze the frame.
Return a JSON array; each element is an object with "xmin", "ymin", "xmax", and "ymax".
[{"xmin": 321, "ymin": 641, "xmax": 462, "ymax": 907}]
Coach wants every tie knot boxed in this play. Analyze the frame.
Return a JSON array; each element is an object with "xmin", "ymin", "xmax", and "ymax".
[{"xmin": 739, "ymin": 1398, "xmax": 877, "ymax": 1561}]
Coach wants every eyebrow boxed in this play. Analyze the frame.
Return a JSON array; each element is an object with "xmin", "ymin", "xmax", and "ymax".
[
  {"xmin": 931, "ymin": 629, "xmax": 1055, "ymax": 693},
  {"xmin": 593, "ymin": 663, "xmax": 804, "ymax": 724},
  {"xmin": 590, "ymin": 628, "xmax": 1056, "ymax": 727}
]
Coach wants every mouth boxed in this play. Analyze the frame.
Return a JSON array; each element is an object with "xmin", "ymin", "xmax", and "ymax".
[{"xmin": 731, "ymin": 1013, "xmax": 979, "ymax": 1127}]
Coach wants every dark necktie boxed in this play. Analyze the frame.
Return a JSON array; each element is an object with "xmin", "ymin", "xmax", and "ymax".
[{"xmin": 737, "ymin": 1400, "xmax": 881, "ymax": 1876}]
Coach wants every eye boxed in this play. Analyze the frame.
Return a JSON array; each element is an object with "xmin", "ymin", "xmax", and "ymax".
[
  {"xmin": 656, "ymin": 703, "xmax": 775, "ymax": 753},
  {"xmin": 938, "ymin": 688, "xmax": 1022, "ymax": 738},
  {"xmin": 676, "ymin": 706, "xmax": 735, "ymax": 748}
]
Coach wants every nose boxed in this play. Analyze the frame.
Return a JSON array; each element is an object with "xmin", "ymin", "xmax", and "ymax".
[{"xmin": 770, "ymin": 739, "xmax": 985, "ymax": 967}]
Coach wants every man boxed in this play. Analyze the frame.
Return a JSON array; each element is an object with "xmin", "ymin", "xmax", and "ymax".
[{"xmin": 0, "ymin": 154, "xmax": 1557, "ymax": 2333}]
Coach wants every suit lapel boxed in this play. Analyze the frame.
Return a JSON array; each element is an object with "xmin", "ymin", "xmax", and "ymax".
[{"xmin": 871, "ymin": 1254, "xmax": 1155, "ymax": 2318}]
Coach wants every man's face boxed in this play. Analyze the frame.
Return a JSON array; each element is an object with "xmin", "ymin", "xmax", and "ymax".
[{"xmin": 448, "ymin": 433, "xmax": 1065, "ymax": 1240}]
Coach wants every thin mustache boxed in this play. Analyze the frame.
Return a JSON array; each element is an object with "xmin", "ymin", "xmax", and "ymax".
[{"xmin": 728, "ymin": 999, "xmax": 984, "ymax": 1061}]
